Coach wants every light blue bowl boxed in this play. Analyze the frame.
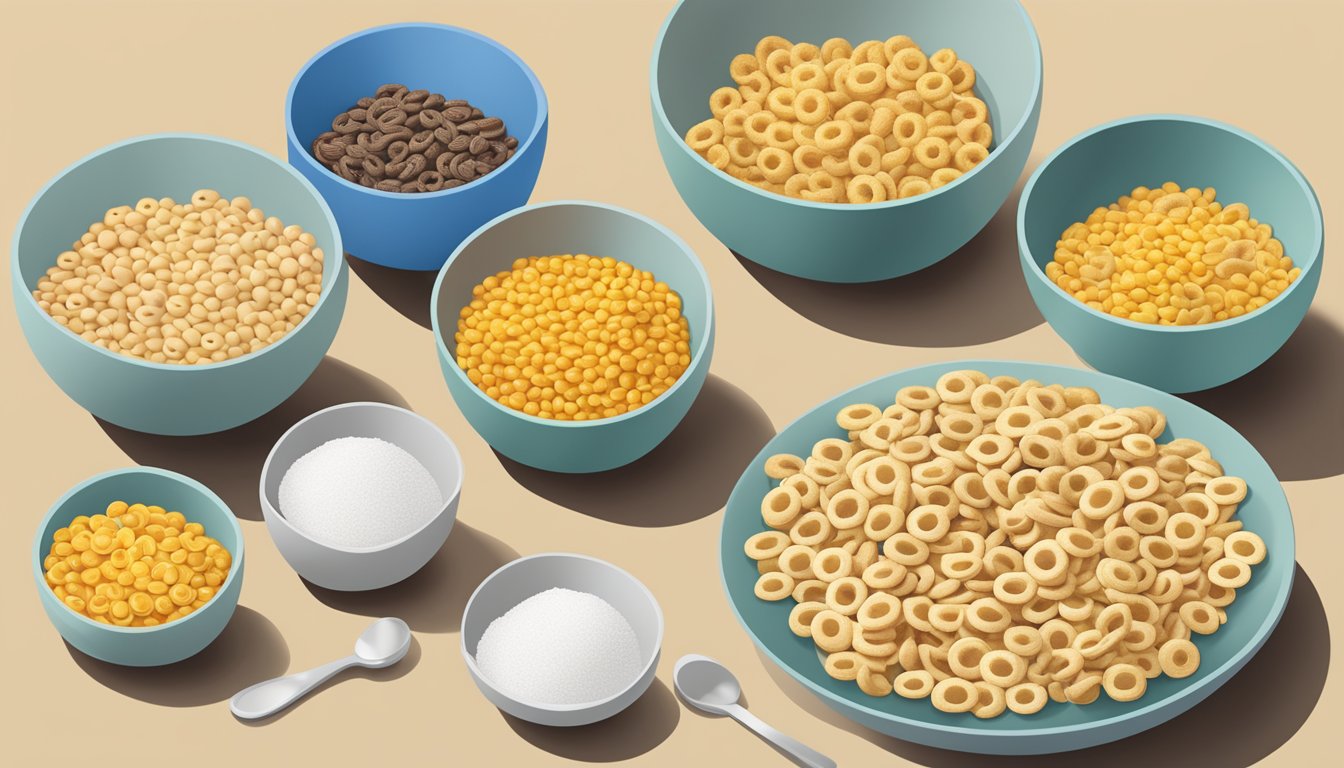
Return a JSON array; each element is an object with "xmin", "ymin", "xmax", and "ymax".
[
  {"xmin": 1018, "ymin": 115, "xmax": 1324, "ymax": 393},
  {"xmin": 651, "ymin": 0, "xmax": 1042, "ymax": 283},
  {"xmin": 431, "ymin": 201, "xmax": 715, "ymax": 473},
  {"xmin": 33, "ymin": 467, "xmax": 245, "ymax": 667},
  {"xmin": 12, "ymin": 133, "xmax": 348, "ymax": 436},
  {"xmin": 286, "ymin": 22, "xmax": 548, "ymax": 272},
  {"xmin": 721, "ymin": 360, "xmax": 1294, "ymax": 755}
]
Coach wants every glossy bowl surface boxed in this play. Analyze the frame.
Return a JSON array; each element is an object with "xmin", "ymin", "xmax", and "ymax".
[
  {"xmin": 721, "ymin": 360, "xmax": 1294, "ymax": 754},
  {"xmin": 651, "ymin": 0, "xmax": 1042, "ymax": 282},
  {"xmin": 460, "ymin": 552, "xmax": 664, "ymax": 726},
  {"xmin": 286, "ymin": 22, "xmax": 548, "ymax": 271},
  {"xmin": 12, "ymin": 133, "xmax": 348, "ymax": 435},
  {"xmin": 260, "ymin": 401, "xmax": 464, "ymax": 591},
  {"xmin": 1018, "ymin": 115, "xmax": 1323, "ymax": 392},
  {"xmin": 431, "ymin": 200, "xmax": 715, "ymax": 473},
  {"xmin": 32, "ymin": 467, "xmax": 245, "ymax": 666}
]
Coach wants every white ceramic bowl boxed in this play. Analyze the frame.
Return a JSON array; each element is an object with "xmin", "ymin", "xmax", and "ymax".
[
  {"xmin": 259, "ymin": 401, "xmax": 463, "ymax": 591},
  {"xmin": 460, "ymin": 553, "xmax": 664, "ymax": 726}
]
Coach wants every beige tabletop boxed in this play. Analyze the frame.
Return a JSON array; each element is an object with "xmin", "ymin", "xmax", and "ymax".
[{"xmin": 1, "ymin": 0, "xmax": 1337, "ymax": 765}]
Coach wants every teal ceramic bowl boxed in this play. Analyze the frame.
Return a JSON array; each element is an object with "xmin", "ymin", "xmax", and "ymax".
[
  {"xmin": 431, "ymin": 201, "xmax": 715, "ymax": 473},
  {"xmin": 1018, "ymin": 115, "xmax": 1323, "ymax": 393},
  {"xmin": 33, "ymin": 467, "xmax": 245, "ymax": 667},
  {"xmin": 651, "ymin": 0, "xmax": 1042, "ymax": 283},
  {"xmin": 721, "ymin": 360, "xmax": 1294, "ymax": 754},
  {"xmin": 12, "ymin": 133, "xmax": 349, "ymax": 435}
]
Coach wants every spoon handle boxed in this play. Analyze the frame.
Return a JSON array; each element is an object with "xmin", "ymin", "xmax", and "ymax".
[
  {"xmin": 230, "ymin": 656, "xmax": 359, "ymax": 720},
  {"xmin": 723, "ymin": 702, "xmax": 836, "ymax": 768}
]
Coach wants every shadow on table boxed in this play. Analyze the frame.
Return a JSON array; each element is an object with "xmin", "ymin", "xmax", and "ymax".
[
  {"xmin": 236, "ymin": 636, "xmax": 423, "ymax": 726},
  {"xmin": 303, "ymin": 523, "xmax": 517, "ymax": 634},
  {"xmin": 347, "ymin": 253, "xmax": 439, "ymax": 330},
  {"xmin": 758, "ymin": 563, "xmax": 1328, "ymax": 768},
  {"xmin": 68, "ymin": 606, "xmax": 289, "ymax": 706},
  {"xmin": 1183, "ymin": 311, "xmax": 1344, "ymax": 481},
  {"xmin": 732, "ymin": 174, "xmax": 1042, "ymax": 348},
  {"xmin": 96, "ymin": 356, "xmax": 409, "ymax": 521},
  {"xmin": 502, "ymin": 677, "xmax": 680, "ymax": 762},
  {"xmin": 495, "ymin": 374, "xmax": 775, "ymax": 527}
]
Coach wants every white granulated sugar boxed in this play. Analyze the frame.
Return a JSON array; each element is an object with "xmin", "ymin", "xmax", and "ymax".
[
  {"xmin": 476, "ymin": 587, "xmax": 644, "ymax": 706},
  {"xmin": 278, "ymin": 436, "xmax": 443, "ymax": 549}
]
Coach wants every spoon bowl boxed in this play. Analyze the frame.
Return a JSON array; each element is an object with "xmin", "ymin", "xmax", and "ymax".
[{"xmin": 356, "ymin": 617, "xmax": 413, "ymax": 668}]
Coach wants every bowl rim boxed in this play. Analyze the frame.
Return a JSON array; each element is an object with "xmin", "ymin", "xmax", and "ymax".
[
  {"xmin": 719, "ymin": 358, "xmax": 1296, "ymax": 742},
  {"xmin": 430, "ymin": 199, "xmax": 715, "ymax": 429},
  {"xmin": 648, "ymin": 0, "xmax": 1043, "ymax": 210},
  {"xmin": 1016, "ymin": 113, "xmax": 1325, "ymax": 334},
  {"xmin": 459, "ymin": 551, "xmax": 665, "ymax": 713},
  {"xmin": 11, "ymin": 131, "xmax": 347, "ymax": 372},
  {"xmin": 284, "ymin": 21, "xmax": 549, "ymax": 201},
  {"xmin": 259, "ymin": 400, "xmax": 465, "ymax": 555},
  {"xmin": 31, "ymin": 466, "xmax": 246, "ymax": 634}
]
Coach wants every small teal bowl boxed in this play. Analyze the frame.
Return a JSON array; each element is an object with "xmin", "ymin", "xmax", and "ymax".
[
  {"xmin": 431, "ymin": 201, "xmax": 715, "ymax": 473},
  {"xmin": 11, "ymin": 133, "xmax": 348, "ymax": 435},
  {"xmin": 286, "ymin": 22, "xmax": 548, "ymax": 271},
  {"xmin": 651, "ymin": 0, "xmax": 1042, "ymax": 283},
  {"xmin": 33, "ymin": 467, "xmax": 245, "ymax": 667},
  {"xmin": 1018, "ymin": 115, "xmax": 1324, "ymax": 393},
  {"xmin": 722, "ymin": 360, "xmax": 1294, "ymax": 754}
]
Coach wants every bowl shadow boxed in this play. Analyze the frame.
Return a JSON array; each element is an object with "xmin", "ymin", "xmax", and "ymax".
[
  {"xmin": 732, "ymin": 172, "xmax": 1043, "ymax": 347},
  {"xmin": 235, "ymin": 636, "xmax": 423, "ymax": 726},
  {"xmin": 1182, "ymin": 311, "xmax": 1344, "ymax": 481},
  {"xmin": 67, "ymin": 606, "xmax": 289, "ymax": 706},
  {"xmin": 347, "ymin": 253, "xmax": 439, "ymax": 330},
  {"xmin": 500, "ymin": 677, "xmax": 681, "ymax": 762},
  {"xmin": 756, "ymin": 563, "xmax": 1327, "ymax": 767},
  {"xmin": 96, "ymin": 356, "xmax": 409, "ymax": 521},
  {"xmin": 301, "ymin": 522, "xmax": 518, "ymax": 634},
  {"xmin": 494, "ymin": 374, "xmax": 775, "ymax": 527}
]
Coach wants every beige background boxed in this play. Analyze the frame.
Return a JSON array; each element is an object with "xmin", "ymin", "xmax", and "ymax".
[{"xmin": 1, "ymin": 0, "xmax": 1336, "ymax": 765}]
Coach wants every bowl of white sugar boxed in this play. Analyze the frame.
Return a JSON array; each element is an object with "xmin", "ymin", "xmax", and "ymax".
[
  {"xmin": 259, "ymin": 401, "xmax": 463, "ymax": 591},
  {"xmin": 461, "ymin": 553, "xmax": 663, "ymax": 726}
]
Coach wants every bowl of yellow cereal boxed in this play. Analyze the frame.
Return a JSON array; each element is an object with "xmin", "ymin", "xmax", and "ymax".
[
  {"xmin": 1018, "ymin": 115, "xmax": 1323, "ymax": 393},
  {"xmin": 431, "ymin": 200, "xmax": 715, "ymax": 473},
  {"xmin": 11, "ymin": 133, "xmax": 349, "ymax": 435},
  {"xmin": 33, "ymin": 467, "xmax": 244, "ymax": 667},
  {"xmin": 721, "ymin": 361, "xmax": 1293, "ymax": 754},
  {"xmin": 650, "ymin": 0, "xmax": 1042, "ymax": 282}
]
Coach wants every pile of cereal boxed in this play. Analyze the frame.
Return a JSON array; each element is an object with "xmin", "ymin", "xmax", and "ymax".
[
  {"xmin": 684, "ymin": 35, "xmax": 992, "ymax": 203},
  {"xmin": 31, "ymin": 190, "xmax": 324, "ymax": 364},
  {"xmin": 475, "ymin": 588, "xmax": 644, "ymax": 705},
  {"xmin": 747, "ymin": 370, "xmax": 1265, "ymax": 717},
  {"xmin": 43, "ymin": 501, "xmax": 233, "ymax": 627},
  {"xmin": 454, "ymin": 255, "xmax": 692, "ymax": 421},
  {"xmin": 311, "ymin": 83, "xmax": 518, "ymax": 193},
  {"xmin": 1047, "ymin": 183, "xmax": 1300, "ymax": 325}
]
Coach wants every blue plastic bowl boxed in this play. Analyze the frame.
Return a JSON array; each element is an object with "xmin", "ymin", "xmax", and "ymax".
[
  {"xmin": 33, "ymin": 467, "xmax": 245, "ymax": 667},
  {"xmin": 431, "ymin": 201, "xmax": 715, "ymax": 473},
  {"xmin": 1018, "ymin": 115, "xmax": 1324, "ymax": 393},
  {"xmin": 721, "ymin": 360, "xmax": 1294, "ymax": 754},
  {"xmin": 651, "ymin": 0, "xmax": 1042, "ymax": 283},
  {"xmin": 286, "ymin": 22, "xmax": 548, "ymax": 272},
  {"xmin": 11, "ymin": 134, "xmax": 348, "ymax": 435}
]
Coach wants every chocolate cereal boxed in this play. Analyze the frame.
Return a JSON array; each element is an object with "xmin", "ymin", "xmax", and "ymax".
[{"xmin": 310, "ymin": 83, "xmax": 518, "ymax": 193}]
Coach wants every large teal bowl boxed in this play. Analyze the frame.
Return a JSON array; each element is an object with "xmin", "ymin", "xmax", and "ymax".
[
  {"xmin": 1018, "ymin": 115, "xmax": 1324, "ymax": 393},
  {"xmin": 431, "ymin": 201, "xmax": 715, "ymax": 473},
  {"xmin": 651, "ymin": 0, "xmax": 1042, "ymax": 283},
  {"xmin": 721, "ymin": 360, "xmax": 1294, "ymax": 754},
  {"xmin": 11, "ymin": 134, "xmax": 349, "ymax": 435},
  {"xmin": 33, "ymin": 467, "xmax": 245, "ymax": 667}
]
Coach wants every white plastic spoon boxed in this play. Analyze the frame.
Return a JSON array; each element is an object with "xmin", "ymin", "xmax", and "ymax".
[
  {"xmin": 674, "ymin": 654, "xmax": 836, "ymax": 768},
  {"xmin": 230, "ymin": 617, "xmax": 411, "ymax": 720}
]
